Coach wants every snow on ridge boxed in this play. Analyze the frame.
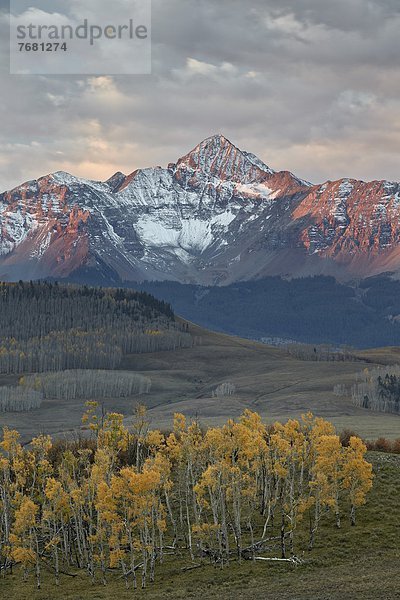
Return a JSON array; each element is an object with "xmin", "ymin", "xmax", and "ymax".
[
  {"xmin": 338, "ymin": 179, "xmax": 354, "ymax": 195},
  {"xmin": 235, "ymin": 182, "xmax": 273, "ymax": 198},
  {"xmin": 51, "ymin": 171, "xmax": 88, "ymax": 186},
  {"xmin": 242, "ymin": 151, "xmax": 275, "ymax": 175},
  {"xmin": 51, "ymin": 171, "xmax": 110, "ymax": 192},
  {"xmin": 293, "ymin": 174, "xmax": 313, "ymax": 187}
]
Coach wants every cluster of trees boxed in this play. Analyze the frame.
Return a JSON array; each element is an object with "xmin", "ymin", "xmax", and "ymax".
[
  {"xmin": 0, "ymin": 407, "xmax": 373, "ymax": 590},
  {"xmin": 21, "ymin": 370, "xmax": 151, "ymax": 401},
  {"xmin": 212, "ymin": 382, "xmax": 236, "ymax": 398},
  {"xmin": 0, "ymin": 282, "xmax": 192, "ymax": 374},
  {"xmin": 0, "ymin": 281, "xmax": 175, "ymax": 339},
  {"xmin": 333, "ymin": 384, "xmax": 347, "ymax": 397},
  {"xmin": 0, "ymin": 387, "xmax": 43, "ymax": 413},
  {"xmin": 0, "ymin": 330, "xmax": 122, "ymax": 374},
  {"xmin": 352, "ymin": 366, "xmax": 400, "ymax": 414}
]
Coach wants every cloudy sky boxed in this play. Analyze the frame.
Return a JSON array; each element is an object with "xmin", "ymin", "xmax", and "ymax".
[{"xmin": 1, "ymin": 0, "xmax": 400, "ymax": 190}]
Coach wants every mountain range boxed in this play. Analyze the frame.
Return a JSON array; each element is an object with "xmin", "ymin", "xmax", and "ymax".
[{"xmin": 1, "ymin": 134, "xmax": 400, "ymax": 284}]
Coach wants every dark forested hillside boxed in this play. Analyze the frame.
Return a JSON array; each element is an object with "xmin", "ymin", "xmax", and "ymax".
[
  {"xmin": 135, "ymin": 275, "xmax": 400, "ymax": 348},
  {"xmin": 0, "ymin": 281, "xmax": 174, "ymax": 338},
  {"xmin": 0, "ymin": 281, "xmax": 192, "ymax": 374}
]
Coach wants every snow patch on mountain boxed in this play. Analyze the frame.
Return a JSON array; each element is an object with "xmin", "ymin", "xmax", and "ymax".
[
  {"xmin": 1, "ymin": 211, "xmax": 37, "ymax": 255},
  {"xmin": 30, "ymin": 231, "xmax": 52, "ymax": 258},
  {"xmin": 136, "ymin": 209, "xmax": 237, "ymax": 258},
  {"xmin": 235, "ymin": 182, "xmax": 273, "ymax": 199}
]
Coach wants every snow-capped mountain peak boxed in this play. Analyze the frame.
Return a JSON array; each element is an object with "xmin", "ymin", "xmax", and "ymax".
[
  {"xmin": 174, "ymin": 134, "xmax": 275, "ymax": 184},
  {"xmin": 1, "ymin": 135, "xmax": 400, "ymax": 285}
]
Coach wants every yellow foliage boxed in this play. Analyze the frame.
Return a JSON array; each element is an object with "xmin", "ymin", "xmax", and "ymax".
[
  {"xmin": 11, "ymin": 546, "xmax": 36, "ymax": 565},
  {"xmin": 1, "ymin": 407, "xmax": 374, "ymax": 586}
]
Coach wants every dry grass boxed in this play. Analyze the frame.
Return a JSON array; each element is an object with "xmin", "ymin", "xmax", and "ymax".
[{"xmin": 1, "ymin": 322, "xmax": 400, "ymax": 441}]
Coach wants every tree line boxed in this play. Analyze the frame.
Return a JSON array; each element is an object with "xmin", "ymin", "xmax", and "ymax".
[
  {"xmin": 0, "ymin": 281, "xmax": 174, "ymax": 340},
  {"xmin": 21, "ymin": 370, "xmax": 151, "ymax": 401},
  {"xmin": 0, "ymin": 282, "xmax": 192, "ymax": 374},
  {"xmin": 0, "ymin": 407, "xmax": 373, "ymax": 590},
  {"xmin": 0, "ymin": 387, "xmax": 42, "ymax": 413},
  {"xmin": 0, "ymin": 370, "xmax": 152, "ymax": 412},
  {"xmin": 285, "ymin": 343, "xmax": 358, "ymax": 362}
]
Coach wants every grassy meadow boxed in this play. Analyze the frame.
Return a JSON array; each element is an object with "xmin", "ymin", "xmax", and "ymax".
[
  {"xmin": 2, "ymin": 321, "xmax": 400, "ymax": 442},
  {"xmin": 2, "ymin": 451, "xmax": 400, "ymax": 600}
]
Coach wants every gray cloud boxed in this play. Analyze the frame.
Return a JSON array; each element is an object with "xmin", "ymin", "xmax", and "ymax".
[{"xmin": 0, "ymin": 0, "xmax": 400, "ymax": 190}]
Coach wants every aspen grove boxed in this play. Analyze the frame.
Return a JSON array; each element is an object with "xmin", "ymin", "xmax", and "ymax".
[
  {"xmin": 0, "ymin": 406, "xmax": 373, "ymax": 590},
  {"xmin": 0, "ymin": 282, "xmax": 192, "ymax": 374}
]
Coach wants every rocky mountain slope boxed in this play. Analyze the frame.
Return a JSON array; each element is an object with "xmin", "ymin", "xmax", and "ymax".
[{"xmin": 1, "ymin": 134, "xmax": 400, "ymax": 284}]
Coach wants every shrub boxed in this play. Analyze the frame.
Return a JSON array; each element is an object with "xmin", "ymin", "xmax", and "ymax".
[{"xmin": 340, "ymin": 429, "xmax": 360, "ymax": 447}]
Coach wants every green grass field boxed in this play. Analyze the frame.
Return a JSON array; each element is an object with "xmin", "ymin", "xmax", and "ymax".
[{"xmin": 2, "ymin": 452, "xmax": 400, "ymax": 600}]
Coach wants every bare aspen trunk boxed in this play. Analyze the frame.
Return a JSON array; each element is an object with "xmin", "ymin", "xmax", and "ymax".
[
  {"xmin": 308, "ymin": 500, "xmax": 320, "ymax": 550},
  {"xmin": 35, "ymin": 532, "xmax": 41, "ymax": 589},
  {"xmin": 336, "ymin": 510, "xmax": 341, "ymax": 529},
  {"xmin": 280, "ymin": 510, "xmax": 286, "ymax": 559},
  {"xmin": 350, "ymin": 505, "xmax": 356, "ymax": 526},
  {"xmin": 164, "ymin": 490, "xmax": 177, "ymax": 547}
]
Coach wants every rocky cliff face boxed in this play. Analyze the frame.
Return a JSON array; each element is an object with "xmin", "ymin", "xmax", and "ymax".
[{"xmin": 1, "ymin": 134, "xmax": 400, "ymax": 284}]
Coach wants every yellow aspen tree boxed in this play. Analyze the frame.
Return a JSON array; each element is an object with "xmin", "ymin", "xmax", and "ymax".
[
  {"xmin": 200, "ymin": 426, "xmax": 231, "ymax": 564},
  {"xmin": 269, "ymin": 426, "xmax": 292, "ymax": 558},
  {"xmin": 314, "ymin": 435, "xmax": 344, "ymax": 528},
  {"xmin": 0, "ymin": 452, "xmax": 12, "ymax": 571},
  {"xmin": 300, "ymin": 414, "xmax": 337, "ymax": 549},
  {"xmin": 59, "ymin": 448, "xmax": 93, "ymax": 571},
  {"xmin": 131, "ymin": 403, "xmax": 150, "ymax": 469},
  {"xmin": 342, "ymin": 436, "xmax": 373, "ymax": 526},
  {"xmin": 9, "ymin": 496, "xmax": 40, "ymax": 588},
  {"xmin": 30, "ymin": 435, "xmax": 53, "ymax": 503},
  {"xmin": 109, "ymin": 462, "xmax": 166, "ymax": 588},
  {"xmin": 87, "ymin": 447, "xmax": 114, "ymax": 583},
  {"xmin": 97, "ymin": 412, "xmax": 128, "ymax": 458},
  {"xmin": 1, "ymin": 428, "xmax": 25, "ymax": 570},
  {"xmin": 194, "ymin": 462, "xmax": 225, "ymax": 564},
  {"xmin": 165, "ymin": 413, "xmax": 205, "ymax": 560},
  {"xmin": 43, "ymin": 477, "xmax": 70, "ymax": 585},
  {"xmin": 272, "ymin": 419, "xmax": 307, "ymax": 555},
  {"xmin": 96, "ymin": 479, "xmax": 131, "ymax": 588},
  {"xmin": 81, "ymin": 401, "xmax": 101, "ymax": 437}
]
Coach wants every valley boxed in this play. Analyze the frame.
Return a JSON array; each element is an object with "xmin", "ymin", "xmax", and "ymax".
[
  {"xmin": 2, "ymin": 317, "xmax": 400, "ymax": 442},
  {"xmin": 136, "ymin": 274, "xmax": 400, "ymax": 348}
]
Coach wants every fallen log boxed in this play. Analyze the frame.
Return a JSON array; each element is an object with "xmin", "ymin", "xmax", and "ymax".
[
  {"xmin": 181, "ymin": 563, "xmax": 202, "ymax": 572},
  {"xmin": 254, "ymin": 556, "xmax": 303, "ymax": 565}
]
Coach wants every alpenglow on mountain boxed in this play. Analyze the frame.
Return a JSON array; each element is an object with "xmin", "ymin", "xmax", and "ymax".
[{"xmin": 1, "ymin": 134, "xmax": 400, "ymax": 284}]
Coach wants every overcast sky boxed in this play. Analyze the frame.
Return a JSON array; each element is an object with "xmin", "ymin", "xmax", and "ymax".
[{"xmin": 1, "ymin": 0, "xmax": 400, "ymax": 190}]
